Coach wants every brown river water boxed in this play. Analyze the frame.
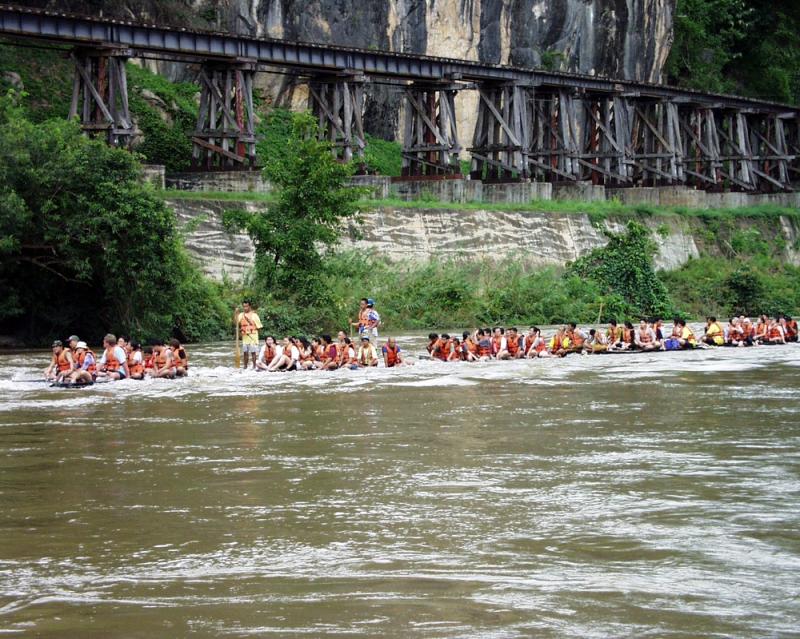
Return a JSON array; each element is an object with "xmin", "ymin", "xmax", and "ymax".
[{"xmin": 1, "ymin": 331, "xmax": 799, "ymax": 638}]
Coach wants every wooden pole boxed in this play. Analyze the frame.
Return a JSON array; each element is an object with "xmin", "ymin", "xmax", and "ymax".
[{"xmin": 234, "ymin": 313, "xmax": 241, "ymax": 369}]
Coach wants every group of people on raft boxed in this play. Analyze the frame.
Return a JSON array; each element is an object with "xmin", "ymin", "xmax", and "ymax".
[
  {"xmin": 235, "ymin": 298, "xmax": 408, "ymax": 371},
  {"xmin": 425, "ymin": 314, "xmax": 799, "ymax": 361},
  {"xmin": 44, "ymin": 334, "xmax": 189, "ymax": 384}
]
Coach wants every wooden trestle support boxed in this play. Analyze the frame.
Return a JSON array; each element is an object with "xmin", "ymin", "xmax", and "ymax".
[
  {"xmin": 308, "ymin": 75, "xmax": 367, "ymax": 164},
  {"xmin": 400, "ymin": 83, "xmax": 462, "ymax": 177},
  {"xmin": 69, "ymin": 48, "xmax": 136, "ymax": 147},
  {"xmin": 191, "ymin": 62, "xmax": 256, "ymax": 170}
]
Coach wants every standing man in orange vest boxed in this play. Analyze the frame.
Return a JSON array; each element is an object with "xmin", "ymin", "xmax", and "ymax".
[{"xmin": 234, "ymin": 300, "xmax": 263, "ymax": 369}]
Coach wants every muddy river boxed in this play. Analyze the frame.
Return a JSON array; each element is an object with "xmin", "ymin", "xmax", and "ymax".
[{"xmin": 1, "ymin": 333, "xmax": 799, "ymax": 637}]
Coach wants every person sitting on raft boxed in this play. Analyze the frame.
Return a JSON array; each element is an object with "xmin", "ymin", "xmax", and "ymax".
[
  {"xmin": 268, "ymin": 337, "xmax": 300, "ymax": 371},
  {"xmin": 170, "ymin": 339, "xmax": 189, "ymax": 376},
  {"xmin": 96, "ymin": 334, "xmax": 129, "ymax": 381},
  {"xmin": 634, "ymin": 319, "xmax": 659, "ymax": 351},
  {"xmin": 606, "ymin": 319, "xmax": 625, "ymax": 351},
  {"xmin": 675, "ymin": 319, "xmax": 697, "ymax": 349},
  {"xmin": 753, "ymin": 315, "xmax": 768, "ymax": 343},
  {"xmin": 476, "ymin": 329, "xmax": 493, "ymax": 361},
  {"xmin": 765, "ymin": 317, "xmax": 786, "ymax": 345},
  {"xmin": 548, "ymin": 328, "xmax": 570, "ymax": 357},
  {"xmin": 44, "ymin": 340, "xmax": 74, "ymax": 381},
  {"xmin": 504, "ymin": 327, "xmax": 524, "ymax": 359},
  {"xmin": 524, "ymin": 327, "xmax": 548, "ymax": 358},
  {"xmin": 492, "ymin": 327, "xmax": 508, "ymax": 359},
  {"xmin": 147, "ymin": 340, "xmax": 175, "ymax": 379},
  {"xmin": 319, "ymin": 335, "xmax": 339, "ymax": 371},
  {"xmin": 582, "ymin": 329, "xmax": 608, "ymax": 354},
  {"xmin": 784, "ymin": 315, "xmax": 798, "ymax": 342},
  {"xmin": 564, "ymin": 323, "xmax": 586, "ymax": 353},
  {"xmin": 357, "ymin": 336, "xmax": 379, "ymax": 367},
  {"xmin": 67, "ymin": 341, "xmax": 97, "ymax": 385},
  {"xmin": 127, "ymin": 342, "xmax": 145, "ymax": 380},
  {"xmin": 256, "ymin": 336, "xmax": 278, "ymax": 371},
  {"xmin": 461, "ymin": 331, "xmax": 479, "ymax": 362},
  {"xmin": 382, "ymin": 338, "xmax": 405, "ymax": 367},
  {"xmin": 702, "ymin": 316, "xmax": 725, "ymax": 346}
]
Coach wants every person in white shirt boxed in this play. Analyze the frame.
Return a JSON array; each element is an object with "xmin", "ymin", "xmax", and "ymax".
[
  {"xmin": 356, "ymin": 336, "xmax": 379, "ymax": 367},
  {"xmin": 96, "ymin": 333, "xmax": 130, "ymax": 381},
  {"xmin": 268, "ymin": 337, "xmax": 299, "ymax": 371}
]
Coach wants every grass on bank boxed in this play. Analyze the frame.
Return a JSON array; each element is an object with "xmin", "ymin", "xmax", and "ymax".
[{"xmin": 161, "ymin": 188, "xmax": 800, "ymax": 221}]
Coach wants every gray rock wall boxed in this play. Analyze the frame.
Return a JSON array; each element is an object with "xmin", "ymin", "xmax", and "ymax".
[{"xmin": 169, "ymin": 198, "xmax": 800, "ymax": 283}]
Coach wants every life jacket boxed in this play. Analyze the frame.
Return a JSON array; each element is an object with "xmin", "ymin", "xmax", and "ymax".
[
  {"xmin": 358, "ymin": 307, "xmax": 369, "ymax": 331},
  {"xmin": 741, "ymin": 323, "xmax": 754, "ymax": 339},
  {"xmin": 785, "ymin": 320, "xmax": 798, "ymax": 339},
  {"xmin": 173, "ymin": 347, "xmax": 188, "ymax": 369},
  {"xmin": 323, "ymin": 344, "xmax": 337, "ymax": 363},
  {"xmin": 768, "ymin": 325, "xmax": 783, "ymax": 340},
  {"xmin": 239, "ymin": 312, "xmax": 258, "ymax": 335},
  {"xmin": 359, "ymin": 345, "xmax": 376, "ymax": 366},
  {"xmin": 491, "ymin": 335, "xmax": 503, "ymax": 354},
  {"xmin": 56, "ymin": 349, "xmax": 72, "ymax": 373},
  {"xmin": 154, "ymin": 348, "xmax": 173, "ymax": 370},
  {"xmin": 262, "ymin": 344, "xmax": 275, "ymax": 363},
  {"xmin": 477, "ymin": 338, "xmax": 492, "ymax": 358},
  {"xmin": 437, "ymin": 339, "xmax": 451, "ymax": 362},
  {"xmin": 607, "ymin": 326, "xmax": 623, "ymax": 343},
  {"xmin": 507, "ymin": 335, "xmax": 520, "ymax": 356},
  {"xmin": 384, "ymin": 343, "xmax": 399, "ymax": 367},
  {"xmin": 464, "ymin": 337, "xmax": 478, "ymax": 355},
  {"xmin": 707, "ymin": 322, "xmax": 723, "ymax": 338},
  {"xmin": 535, "ymin": 339, "xmax": 546, "ymax": 354},
  {"xmin": 104, "ymin": 346, "xmax": 121, "ymax": 371},
  {"xmin": 681, "ymin": 326, "xmax": 697, "ymax": 345},
  {"xmin": 569, "ymin": 330, "xmax": 584, "ymax": 347},
  {"xmin": 76, "ymin": 350, "xmax": 96, "ymax": 375},
  {"xmin": 127, "ymin": 351, "xmax": 143, "ymax": 377},
  {"xmin": 623, "ymin": 328, "xmax": 634, "ymax": 344},
  {"xmin": 144, "ymin": 355, "xmax": 155, "ymax": 370}
]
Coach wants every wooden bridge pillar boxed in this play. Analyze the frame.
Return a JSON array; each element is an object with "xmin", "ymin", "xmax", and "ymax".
[
  {"xmin": 469, "ymin": 82, "xmax": 531, "ymax": 181},
  {"xmin": 748, "ymin": 113, "xmax": 792, "ymax": 191},
  {"xmin": 308, "ymin": 74, "xmax": 366, "ymax": 164},
  {"xmin": 628, "ymin": 100, "xmax": 685, "ymax": 186},
  {"xmin": 69, "ymin": 47, "xmax": 136, "ymax": 148},
  {"xmin": 528, "ymin": 89, "xmax": 582, "ymax": 182},
  {"xmin": 400, "ymin": 82, "xmax": 462, "ymax": 178},
  {"xmin": 191, "ymin": 61, "xmax": 257, "ymax": 171}
]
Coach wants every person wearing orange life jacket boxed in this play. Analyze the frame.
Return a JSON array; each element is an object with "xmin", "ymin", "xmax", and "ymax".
[
  {"xmin": 460, "ymin": 331, "xmax": 479, "ymax": 362},
  {"xmin": 783, "ymin": 315, "xmax": 798, "ymax": 342},
  {"xmin": 753, "ymin": 315, "xmax": 768, "ymax": 344},
  {"xmin": 382, "ymin": 337, "xmax": 405, "ymax": 368},
  {"xmin": 126, "ymin": 341, "xmax": 145, "ymax": 379},
  {"xmin": 525, "ymin": 327, "xmax": 548, "ymax": 358},
  {"xmin": 505, "ymin": 328, "xmax": 524, "ymax": 359},
  {"xmin": 256, "ymin": 336, "xmax": 278, "ymax": 371},
  {"xmin": 319, "ymin": 334, "xmax": 339, "ymax": 371},
  {"xmin": 357, "ymin": 336, "xmax": 379, "ymax": 367},
  {"xmin": 726, "ymin": 317, "xmax": 743, "ymax": 346},
  {"xmin": 169, "ymin": 338, "xmax": 189, "ymax": 376},
  {"xmin": 96, "ymin": 333, "xmax": 129, "ymax": 381},
  {"xmin": 234, "ymin": 300, "xmax": 263, "ymax": 370},
  {"xmin": 44, "ymin": 340, "xmax": 74, "ymax": 381},
  {"xmin": 474, "ymin": 329, "xmax": 493, "ymax": 360},
  {"xmin": 142, "ymin": 346, "xmax": 156, "ymax": 375},
  {"xmin": 702, "ymin": 316, "xmax": 725, "ymax": 346},
  {"xmin": 67, "ymin": 341, "xmax": 97, "ymax": 385},
  {"xmin": 150, "ymin": 340, "xmax": 176, "ymax": 379},
  {"xmin": 765, "ymin": 317, "xmax": 786, "ymax": 345},
  {"xmin": 350, "ymin": 298, "xmax": 370, "ymax": 336},
  {"xmin": 491, "ymin": 327, "xmax": 508, "ymax": 359},
  {"xmin": 447, "ymin": 337, "xmax": 463, "ymax": 361},
  {"xmin": 565, "ymin": 323, "xmax": 586, "ymax": 353}
]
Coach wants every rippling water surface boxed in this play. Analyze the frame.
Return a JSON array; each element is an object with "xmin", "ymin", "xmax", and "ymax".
[{"xmin": 1, "ymin": 333, "xmax": 799, "ymax": 637}]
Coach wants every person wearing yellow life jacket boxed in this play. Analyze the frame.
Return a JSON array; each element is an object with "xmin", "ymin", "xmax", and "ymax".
[
  {"xmin": 68, "ymin": 341, "xmax": 97, "ymax": 385},
  {"xmin": 357, "ymin": 336, "xmax": 379, "ymax": 367},
  {"xmin": 96, "ymin": 333, "xmax": 129, "ymax": 381},
  {"xmin": 606, "ymin": 319, "xmax": 625, "ymax": 351},
  {"xmin": 675, "ymin": 319, "xmax": 697, "ymax": 349},
  {"xmin": 234, "ymin": 300, "xmax": 263, "ymax": 370},
  {"xmin": 702, "ymin": 316, "xmax": 725, "ymax": 346},
  {"xmin": 44, "ymin": 340, "xmax": 75, "ymax": 381},
  {"xmin": 169, "ymin": 338, "xmax": 189, "ymax": 376}
]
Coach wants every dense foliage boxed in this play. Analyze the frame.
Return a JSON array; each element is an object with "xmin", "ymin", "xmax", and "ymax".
[
  {"xmin": 667, "ymin": 0, "xmax": 800, "ymax": 104},
  {"xmin": 0, "ymin": 94, "xmax": 228, "ymax": 344}
]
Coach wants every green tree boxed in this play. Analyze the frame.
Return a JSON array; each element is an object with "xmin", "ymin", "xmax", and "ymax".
[
  {"xmin": 0, "ymin": 92, "xmax": 227, "ymax": 344},
  {"xmin": 569, "ymin": 221, "xmax": 673, "ymax": 318},
  {"xmin": 223, "ymin": 112, "xmax": 362, "ymax": 330}
]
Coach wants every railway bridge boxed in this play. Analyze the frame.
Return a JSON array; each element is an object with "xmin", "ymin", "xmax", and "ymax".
[{"xmin": 0, "ymin": 4, "xmax": 798, "ymax": 193}]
